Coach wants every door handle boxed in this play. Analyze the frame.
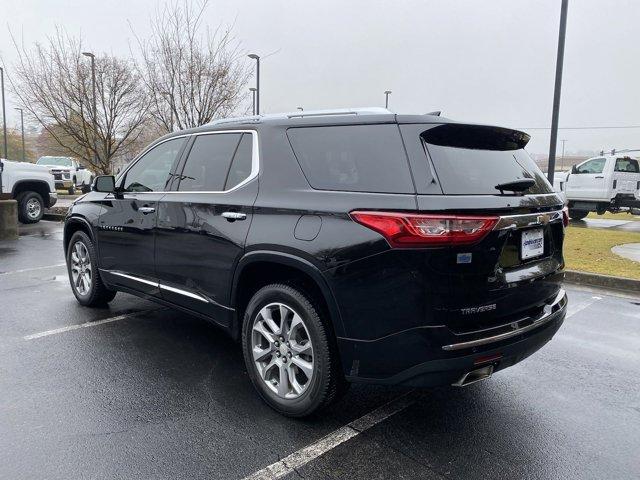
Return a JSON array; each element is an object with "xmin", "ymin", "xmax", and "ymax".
[
  {"xmin": 138, "ymin": 206, "xmax": 156, "ymax": 214},
  {"xmin": 222, "ymin": 211, "xmax": 247, "ymax": 221},
  {"xmin": 595, "ymin": 176, "xmax": 604, "ymax": 179}
]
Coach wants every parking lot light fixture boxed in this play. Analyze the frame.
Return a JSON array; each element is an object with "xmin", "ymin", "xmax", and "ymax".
[
  {"xmin": 248, "ymin": 54, "xmax": 260, "ymax": 115},
  {"xmin": 384, "ymin": 90, "xmax": 392, "ymax": 109}
]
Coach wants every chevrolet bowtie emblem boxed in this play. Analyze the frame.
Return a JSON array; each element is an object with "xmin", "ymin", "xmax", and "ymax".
[{"xmin": 537, "ymin": 214, "xmax": 550, "ymax": 225}]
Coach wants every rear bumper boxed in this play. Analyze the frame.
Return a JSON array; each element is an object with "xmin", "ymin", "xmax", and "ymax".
[{"xmin": 340, "ymin": 290, "xmax": 567, "ymax": 387}]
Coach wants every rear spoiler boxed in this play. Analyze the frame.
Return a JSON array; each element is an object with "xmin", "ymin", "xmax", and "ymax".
[{"xmin": 421, "ymin": 124, "xmax": 530, "ymax": 150}]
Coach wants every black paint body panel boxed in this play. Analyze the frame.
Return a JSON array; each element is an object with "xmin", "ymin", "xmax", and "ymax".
[{"xmin": 64, "ymin": 113, "xmax": 566, "ymax": 386}]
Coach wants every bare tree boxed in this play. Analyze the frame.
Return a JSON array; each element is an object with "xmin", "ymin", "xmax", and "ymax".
[
  {"xmin": 135, "ymin": 0, "xmax": 251, "ymax": 132},
  {"xmin": 8, "ymin": 29, "xmax": 150, "ymax": 174}
]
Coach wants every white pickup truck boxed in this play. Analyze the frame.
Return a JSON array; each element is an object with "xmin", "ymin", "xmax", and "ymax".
[
  {"xmin": 1, "ymin": 158, "xmax": 57, "ymax": 223},
  {"xmin": 35, "ymin": 156, "xmax": 94, "ymax": 194},
  {"xmin": 553, "ymin": 153, "xmax": 640, "ymax": 220}
]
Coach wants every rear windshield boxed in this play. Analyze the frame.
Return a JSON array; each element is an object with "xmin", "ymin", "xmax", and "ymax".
[
  {"xmin": 287, "ymin": 124, "xmax": 414, "ymax": 193},
  {"xmin": 421, "ymin": 125, "xmax": 553, "ymax": 195}
]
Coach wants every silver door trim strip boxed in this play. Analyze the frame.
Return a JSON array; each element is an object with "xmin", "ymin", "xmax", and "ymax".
[
  {"xmin": 102, "ymin": 270, "xmax": 233, "ymax": 309},
  {"xmin": 109, "ymin": 271, "xmax": 158, "ymax": 287},
  {"xmin": 158, "ymin": 283, "xmax": 209, "ymax": 303}
]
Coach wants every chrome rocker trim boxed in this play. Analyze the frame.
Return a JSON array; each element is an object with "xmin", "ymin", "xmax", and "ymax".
[{"xmin": 442, "ymin": 289, "xmax": 567, "ymax": 351}]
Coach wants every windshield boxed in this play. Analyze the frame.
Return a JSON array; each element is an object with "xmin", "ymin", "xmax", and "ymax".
[{"xmin": 37, "ymin": 157, "xmax": 72, "ymax": 167}]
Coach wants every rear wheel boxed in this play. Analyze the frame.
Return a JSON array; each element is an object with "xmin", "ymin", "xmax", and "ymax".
[
  {"xmin": 568, "ymin": 209, "xmax": 588, "ymax": 221},
  {"xmin": 66, "ymin": 231, "xmax": 117, "ymax": 306},
  {"xmin": 242, "ymin": 284, "xmax": 346, "ymax": 417},
  {"xmin": 16, "ymin": 191, "xmax": 44, "ymax": 224}
]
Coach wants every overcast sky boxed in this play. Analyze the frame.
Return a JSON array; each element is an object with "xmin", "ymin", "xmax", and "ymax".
[{"xmin": 1, "ymin": 0, "xmax": 639, "ymax": 154}]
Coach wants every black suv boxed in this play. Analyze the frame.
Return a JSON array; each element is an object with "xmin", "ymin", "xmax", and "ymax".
[{"xmin": 64, "ymin": 109, "xmax": 568, "ymax": 417}]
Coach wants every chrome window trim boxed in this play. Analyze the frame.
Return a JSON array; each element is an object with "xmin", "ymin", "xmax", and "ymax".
[
  {"xmin": 116, "ymin": 130, "xmax": 259, "ymax": 195},
  {"xmin": 493, "ymin": 209, "xmax": 564, "ymax": 231}
]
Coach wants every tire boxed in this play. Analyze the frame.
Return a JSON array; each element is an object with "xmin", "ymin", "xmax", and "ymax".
[
  {"xmin": 68, "ymin": 182, "xmax": 76, "ymax": 195},
  {"xmin": 16, "ymin": 191, "xmax": 44, "ymax": 224},
  {"xmin": 66, "ymin": 231, "xmax": 117, "ymax": 307},
  {"xmin": 242, "ymin": 283, "xmax": 346, "ymax": 417},
  {"xmin": 568, "ymin": 209, "xmax": 588, "ymax": 221}
]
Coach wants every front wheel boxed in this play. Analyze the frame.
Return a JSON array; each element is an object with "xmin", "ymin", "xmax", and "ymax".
[
  {"xmin": 66, "ymin": 231, "xmax": 117, "ymax": 306},
  {"xmin": 242, "ymin": 284, "xmax": 347, "ymax": 417},
  {"xmin": 17, "ymin": 191, "xmax": 44, "ymax": 224}
]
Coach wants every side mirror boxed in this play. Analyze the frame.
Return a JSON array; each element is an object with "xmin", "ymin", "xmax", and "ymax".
[
  {"xmin": 571, "ymin": 165, "xmax": 578, "ymax": 174},
  {"xmin": 93, "ymin": 175, "xmax": 116, "ymax": 193},
  {"xmin": 77, "ymin": 165, "xmax": 85, "ymax": 170}
]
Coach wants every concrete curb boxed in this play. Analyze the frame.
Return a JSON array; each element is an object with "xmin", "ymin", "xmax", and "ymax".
[{"xmin": 564, "ymin": 270, "xmax": 640, "ymax": 293}]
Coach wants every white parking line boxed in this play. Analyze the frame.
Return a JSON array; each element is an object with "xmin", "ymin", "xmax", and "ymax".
[
  {"xmin": 23, "ymin": 312, "xmax": 144, "ymax": 340},
  {"xmin": 565, "ymin": 295, "xmax": 603, "ymax": 320},
  {"xmin": 242, "ymin": 391, "xmax": 416, "ymax": 480},
  {"xmin": 0, "ymin": 263, "xmax": 66, "ymax": 276}
]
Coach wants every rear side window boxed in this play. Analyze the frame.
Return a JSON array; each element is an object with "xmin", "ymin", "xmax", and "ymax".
[
  {"xmin": 178, "ymin": 133, "xmax": 242, "ymax": 191},
  {"xmin": 421, "ymin": 124, "xmax": 553, "ymax": 195},
  {"xmin": 614, "ymin": 157, "xmax": 639, "ymax": 173},
  {"xmin": 287, "ymin": 125, "xmax": 414, "ymax": 193}
]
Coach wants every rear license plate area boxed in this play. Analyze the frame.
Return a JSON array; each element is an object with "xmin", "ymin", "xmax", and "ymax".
[{"xmin": 521, "ymin": 228, "xmax": 544, "ymax": 260}]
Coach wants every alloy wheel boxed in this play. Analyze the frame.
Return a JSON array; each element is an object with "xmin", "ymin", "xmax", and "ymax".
[
  {"xmin": 251, "ymin": 302, "xmax": 314, "ymax": 399},
  {"xmin": 70, "ymin": 241, "xmax": 92, "ymax": 295},
  {"xmin": 26, "ymin": 198, "xmax": 42, "ymax": 220}
]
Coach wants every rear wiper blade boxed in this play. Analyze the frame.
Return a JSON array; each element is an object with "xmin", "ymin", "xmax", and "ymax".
[{"xmin": 494, "ymin": 178, "xmax": 535, "ymax": 194}]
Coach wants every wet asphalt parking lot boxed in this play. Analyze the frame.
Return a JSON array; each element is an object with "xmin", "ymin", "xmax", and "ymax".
[{"xmin": 1, "ymin": 221, "xmax": 639, "ymax": 480}]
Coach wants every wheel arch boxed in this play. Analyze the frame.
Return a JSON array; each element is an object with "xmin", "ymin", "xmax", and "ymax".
[
  {"xmin": 12, "ymin": 180, "xmax": 51, "ymax": 207},
  {"xmin": 63, "ymin": 216, "xmax": 96, "ymax": 254},
  {"xmin": 231, "ymin": 251, "xmax": 345, "ymax": 341}
]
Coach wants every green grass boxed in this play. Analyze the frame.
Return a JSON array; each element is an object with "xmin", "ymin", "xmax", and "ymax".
[
  {"xmin": 587, "ymin": 211, "xmax": 640, "ymax": 221},
  {"xmin": 564, "ymin": 226, "xmax": 640, "ymax": 279}
]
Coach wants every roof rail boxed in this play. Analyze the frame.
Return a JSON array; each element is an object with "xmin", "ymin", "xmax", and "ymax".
[{"xmin": 286, "ymin": 107, "xmax": 391, "ymax": 119}]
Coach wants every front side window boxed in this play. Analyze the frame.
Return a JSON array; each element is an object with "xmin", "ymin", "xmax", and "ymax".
[
  {"xmin": 614, "ymin": 157, "xmax": 639, "ymax": 173},
  {"xmin": 123, "ymin": 138, "xmax": 186, "ymax": 192},
  {"xmin": 178, "ymin": 133, "xmax": 243, "ymax": 192},
  {"xmin": 576, "ymin": 158, "xmax": 606, "ymax": 174}
]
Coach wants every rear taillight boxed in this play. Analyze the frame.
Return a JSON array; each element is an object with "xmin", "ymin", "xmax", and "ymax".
[
  {"xmin": 350, "ymin": 211, "xmax": 498, "ymax": 247},
  {"xmin": 562, "ymin": 206, "xmax": 569, "ymax": 227}
]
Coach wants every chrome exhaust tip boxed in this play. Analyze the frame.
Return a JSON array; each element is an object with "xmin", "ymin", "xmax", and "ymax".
[{"xmin": 451, "ymin": 365, "xmax": 494, "ymax": 387}]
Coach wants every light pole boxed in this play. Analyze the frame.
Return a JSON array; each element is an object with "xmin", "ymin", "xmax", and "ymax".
[
  {"xmin": 0, "ymin": 66, "xmax": 6, "ymax": 195},
  {"xmin": 82, "ymin": 52, "xmax": 98, "ymax": 166},
  {"xmin": 248, "ymin": 54, "xmax": 260, "ymax": 115},
  {"xmin": 384, "ymin": 90, "xmax": 392, "ymax": 109},
  {"xmin": 249, "ymin": 87, "xmax": 257, "ymax": 115},
  {"xmin": 297, "ymin": 107, "xmax": 304, "ymax": 111},
  {"xmin": 14, "ymin": 108, "xmax": 25, "ymax": 162},
  {"xmin": 560, "ymin": 139, "xmax": 567, "ymax": 170},
  {"xmin": 547, "ymin": 0, "xmax": 569, "ymax": 184}
]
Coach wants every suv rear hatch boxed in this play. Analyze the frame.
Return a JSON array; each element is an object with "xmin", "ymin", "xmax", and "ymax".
[{"xmin": 411, "ymin": 123, "xmax": 566, "ymax": 336}]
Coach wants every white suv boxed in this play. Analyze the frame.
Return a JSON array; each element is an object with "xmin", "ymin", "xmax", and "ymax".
[
  {"xmin": 1, "ymin": 158, "xmax": 57, "ymax": 223},
  {"xmin": 35, "ymin": 156, "xmax": 94, "ymax": 194}
]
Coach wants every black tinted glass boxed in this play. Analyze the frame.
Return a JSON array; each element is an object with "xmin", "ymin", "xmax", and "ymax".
[
  {"xmin": 179, "ymin": 134, "xmax": 242, "ymax": 191},
  {"xmin": 224, "ymin": 133, "xmax": 253, "ymax": 190},
  {"xmin": 123, "ymin": 138, "xmax": 185, "ymax": 192},
  {"xmin": 425, "ymin": 143, "xmax": 553, "ymax": 195},
  {"xmin": 614, "ymin": 157, "xmax": 639, "ymax": 173},
  {"xmin": 287, "ymin": 125, "xmax": 414, "ymax": 193}
]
